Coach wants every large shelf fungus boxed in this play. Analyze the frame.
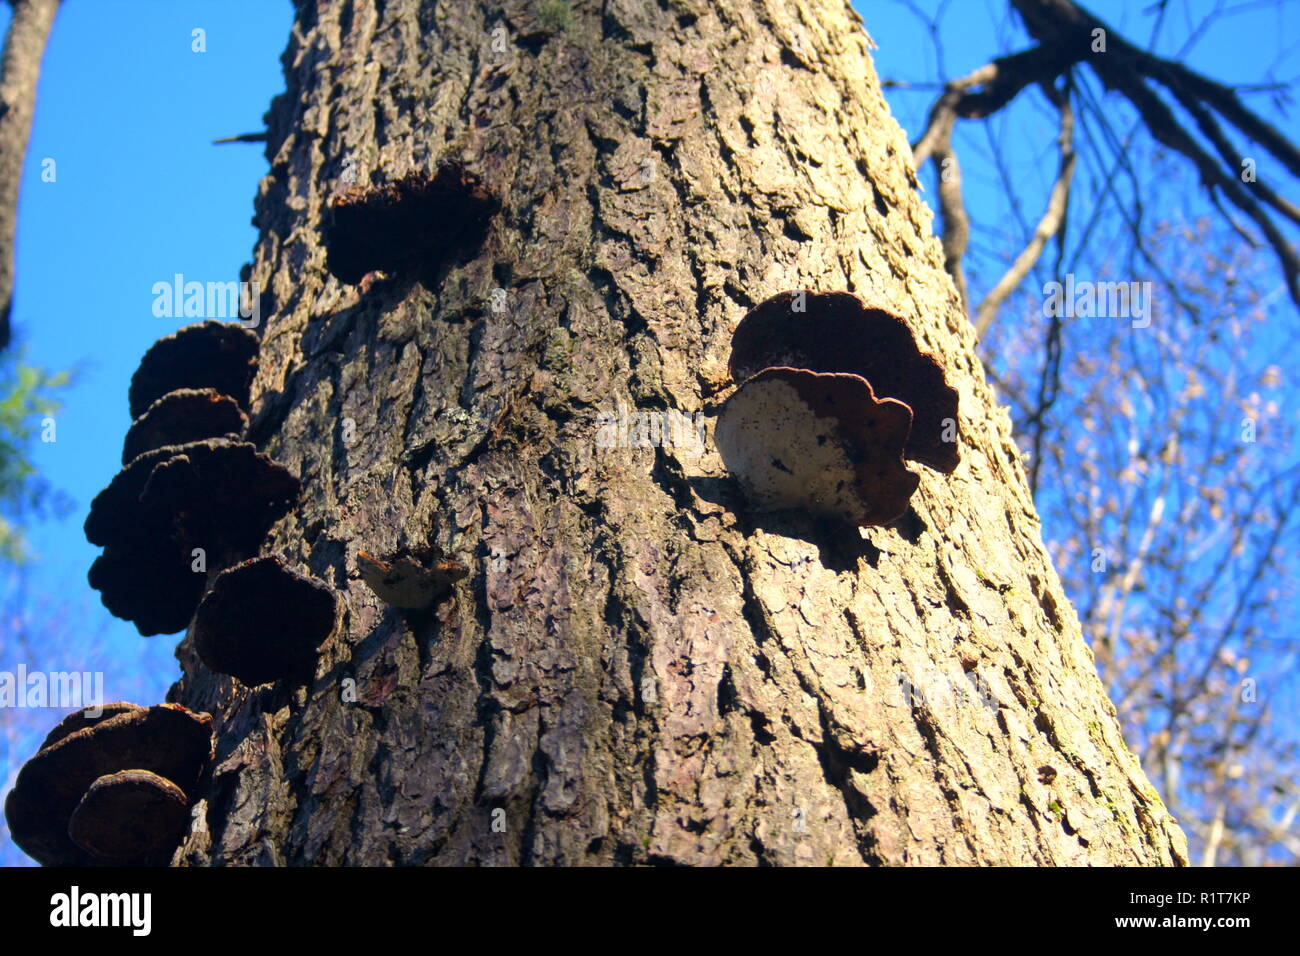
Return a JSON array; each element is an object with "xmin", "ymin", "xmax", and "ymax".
[
  {"xmin": 127, "ymin": 320, "xmax": 259, "ymax": 420},
  {"xmin": 84, "ymin": 443, "xmax": 187, "ymax": 550},
  {"xmin": 138, "ymin": 438, "xmax": 300, "ymax": 556},
  {"xmin": 90, "ymin": 437, "xmax": 297, "ymax": 558},
  {"xmin": 38, "ymin": 702, "xmax": 140, "ymax": 748},
  {"xmin": 88, "ymin": 544, "xmax": 207, "ymax": 636},
  {"xmin": 715, "ymin": 367, "xmax": 920, "ymax": 527},
  {"xmin": 323, "ymin": 162, "xmax": 499, "ymax": 285},
  {"xmin": 84, "ymin": 442, "xmax": 208, "ymax": 635},
  {"xmin": 121, "ymin": 387, "xmax": 248, "ymax": 464},
  {"xmin": 3, "ymin": 703, "xmax": 213, "ymax": 866},
  {"xmin": 717, "ymin": 291, "xmax": 960, "ymax": 527},
  {"xmin": 67, "ymin": 770, "xmax": 192, "ymax": 866},
  {"xmin": 728, "ymin": 291, "xmax": 961, "ymax": 474},
  {"xmin": 193, "ymin": 556, "xmax": 338, "ymax": 686},
  {"xmin": 84, "ymin": 439, "xmax": 300, "ymax": 634},
  {"xmin": 83, "ymin": 320, "xmax": 290, "ymax": 637}
]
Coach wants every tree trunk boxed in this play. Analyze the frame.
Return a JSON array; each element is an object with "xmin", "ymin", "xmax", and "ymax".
[
  {"xmin": 0, "ymin": 0, "xmax": 61, "ymax": 350},
  {"xmin": 170, "ymin": 0, "xmax": 1187, "ymax": 866}
]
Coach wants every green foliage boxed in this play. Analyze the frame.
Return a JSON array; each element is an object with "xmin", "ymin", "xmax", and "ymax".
[{"xmin": 0, "ymin": 350, "xmax": 71, "ymax": 562}]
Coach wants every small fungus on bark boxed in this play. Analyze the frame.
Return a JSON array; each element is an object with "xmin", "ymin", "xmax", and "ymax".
[
  {"xmin": 128, "ymin": 320, "xmax": 259, "ymax": 420},
  {"xmin": 715, "ymin": 367, "xmax": 920, "ymax": 527},
  {"xmin": 3, "ymin": 703, "xmax": 213, "ymax": 866},
  {"xmin": 324, "ymin": 162, "xmax": 499, "ymax": 285},
  {"xmin": 193, "ymin": 556, "xmax": 338, "ymax": 686},
  {"xmin": 356, "ymin": 548, "xmax": 468, "ymax": 610}
]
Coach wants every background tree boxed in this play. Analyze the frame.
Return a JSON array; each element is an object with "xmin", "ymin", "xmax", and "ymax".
[
  {"xmin": 0, "ymin": 0, "xmax": 68, "ymax": 572},
  {"xmin": 0, "ymin": 0, "xmax": 60, "ymax": 352},
  {"xmin": 156, "ymin": 0, "xmax": 1186, "ymax": 866}
]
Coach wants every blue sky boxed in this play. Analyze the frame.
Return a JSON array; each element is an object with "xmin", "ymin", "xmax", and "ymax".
[{"xmin": 1, "ymin": 0, "xmax": 1296, "ymax": 864}]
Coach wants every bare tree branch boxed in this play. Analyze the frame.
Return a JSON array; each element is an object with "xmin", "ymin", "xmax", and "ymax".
[
  {"xmin": 911, "ymin": 0, "xmax": 1300, "ymax": 330},
  {"xmin": 911, "ymin": 44, "xmax": 1079, "ymax": 166},
  {"xmin": 934, "ymin": 143, "xmax": 970, "ymax": 308},
  {"xmin": 1011, "ymin": 0, "xmax": 1300, "ymax": 306}
]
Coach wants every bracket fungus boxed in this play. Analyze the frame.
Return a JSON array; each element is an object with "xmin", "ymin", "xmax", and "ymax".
[
  {"xmin": 4, "ymin": 703, "xmax": 213, "ymax": 866},
  {"xmin": 39, "ymin": 701, "xmax": 141, "ymax": 749},
  {"xmin": 357, "ymin": 548, "xmax": 469, "ymax": 610},
  {"xmin": 193, "ymin": 556, "xmax": 338, "ymax": 686},
  {"xmin": 86, "ymin": 439, "xmax": 298, "ymax": 554},
  {"xmin": 121, "ymin": 387, "xmax": 248, "ymax": 464},
  {"xmin": 324, "ymin": 162, "xmax": 499, "ymax": 285},
  {"xmin": 88, "ymin": 544, "xmax": 207, "ymax": 636},
  {"xmin": 138, "ymin": 438, "xmax": 300, "ymax": 554},
  {"xmin": 85, "ymin": 439, "xmax": 300, "ymax": 634},
  {"xmin": 85, "ymin": 443, "xmax": 183, "ymax": 550},
  {"xmin": 715, "ymin": 367, "xmax": 921, "ymax": 527},
  {"xmin": 85, "ymin": 443, "xmax": 207, "ymax": 635},
  {"xmin": 67, "ymin": 770, "xmax": 192, "ymax": 866},
  {"xmin": 729, "ymin": 291, "xmax": 960, "ymax": 474},
  {"xmin": 128, "ymin": 320, "xmax": 259, "ymax": 420},
  {"xmin": 85, "ymin": 321, "xmax": 287, "ymax": 636}
]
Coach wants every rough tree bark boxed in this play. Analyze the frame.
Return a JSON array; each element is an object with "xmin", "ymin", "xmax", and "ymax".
[{"xmin": 169, "ymin": 0, "xmax": 1187, "ymax": 866}]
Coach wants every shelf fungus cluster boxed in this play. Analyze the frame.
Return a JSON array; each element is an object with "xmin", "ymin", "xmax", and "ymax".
[
  {"xmin": 4, "ymin": 703, "xmax": 213, "ymax": 866},
  {"xmin": 82, "ymin": 320, "xmax": 341, "ymax": 690},
  {"xmin": 84, "ymin": 321, "xmax": 300, "ymax": 635},
  {"xmin": 323, "ymin": 161, "xmax": 499, "ymax": 285},
  {"xmin": 716, "ymin": 291, "xmax": 960, "ymax": 527}
]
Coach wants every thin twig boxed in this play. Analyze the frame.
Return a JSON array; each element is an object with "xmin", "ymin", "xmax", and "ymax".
[{"xmin": 974, "ymin": 83, "xmax": 1077, "ymax": 336}]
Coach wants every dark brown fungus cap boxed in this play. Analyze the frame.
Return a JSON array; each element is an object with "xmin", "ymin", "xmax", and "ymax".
[
  {"xmin": 88, "ymin": 439, "xmax": 298, "ymax": 555},
  {"xmin": 121, "ymin": 388, "xmax": 248, "ymax": 464},
  {"xmin": 39, "ymin": 702, "xmax": 142, "ymax": 750},
  {"xmin": 193, "ymin": 556, "xmax": 337, "ymax": 686},
  {"xmin": 356, "ymin": 548, "xmax": 469, "ymax": 610},
  {"xmin": 88, "ymin": 545, "xmax": 206, "ymax": 636},
  {"xmin": 85, "ymin": 439, "xmax": 297, "ymax": 634},
  {"xmin": 715, "ymin": 367, "xmax": 920, "ymax": 527},
  {"xmin": 138, "ymin": 439, "xmax": 300, "ymax": 555},
  {"xmin": 84, "ymin": 443, "xmax": 181, "ymax": 549},
  {"xmin": 324, "ymin": 162, "xmax": 499, "ymax": 285},
  {"xmin": 3, "ymin": 704, "xmax": 212, "ymax": 866},
  {"xmin": 128, "ymin": 320, "xmax": 259, "ymax": 420},
  {"xmin": 67, "ymin": 770, "xmax": 192, "ymax": 865},
  {"xmin": 84, "ymin": 442, "xmax": 205, "ymax": 633},
  {"xmin": 729, "ymin": 291, "xmax": 960, "ymax": 473}
]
